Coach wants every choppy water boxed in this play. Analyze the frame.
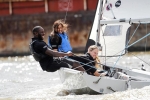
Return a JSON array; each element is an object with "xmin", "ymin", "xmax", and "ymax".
[{"xmin": 0, "ymin": 52, "xmax": 150, "ymax": 100}]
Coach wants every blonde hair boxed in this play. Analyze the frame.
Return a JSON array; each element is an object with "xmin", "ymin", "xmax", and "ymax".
[
  {"xmin": 95, "ymin": 56, "xmax": 102, "ymax": 69},
  {"xmin": 88, "ymin": 45, "xmax": 102, "ymax": 69},
  {"xmin": 88, "ymin": 45, "xmax": 98, "ymax": 53}
]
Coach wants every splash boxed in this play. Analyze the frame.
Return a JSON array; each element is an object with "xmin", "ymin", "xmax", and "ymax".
[
  {"xmin": 62, "ymin": 72, "xmax": 87, "ymax": 89},
  {"xmin": 101, "ymin": 86, "xmax": 150, "ymax": 100}
]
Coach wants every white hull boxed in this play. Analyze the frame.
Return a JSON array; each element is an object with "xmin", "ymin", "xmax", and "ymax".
[
  {"xmin": 82, "ymin": 72, "xmax": 127, "ymax": 93},
  {"xmin": 58, "ymin": 65, "xmax": 150, "ymax": 94}
]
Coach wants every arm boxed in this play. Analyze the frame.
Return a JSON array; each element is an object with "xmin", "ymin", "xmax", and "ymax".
[
  {"xmin": 93, "ymin": 71, "xmax": 106, "ymax": 77},
  {"xmin": 34, "ymin": 41, "xmax": 72, "ymax": 57},
  {"xmin": 45, "ymin": 48, "xmax": 73, "ymax": 57}
]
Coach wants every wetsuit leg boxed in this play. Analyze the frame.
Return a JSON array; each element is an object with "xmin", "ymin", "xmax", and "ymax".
[
  {"xmin": 61, "ymin": 58, "xmax": 85, "ymax": 71},
  {"xmin": 46, "ymin": 60, "xmax": 70, "ymax": 72},
  {"xmin": 46, "ymin": 58, "xmax": 85, "ymax": 72}
]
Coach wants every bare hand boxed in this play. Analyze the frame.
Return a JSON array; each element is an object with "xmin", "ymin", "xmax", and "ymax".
[{"xmin": 67, "ymin": 52, "xmax": 74, "ymax": 56}]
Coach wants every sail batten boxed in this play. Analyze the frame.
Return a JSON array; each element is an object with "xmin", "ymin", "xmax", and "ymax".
[{"xmin": 100, "ymin": 18, "xmax": 150, "ymax": 24}]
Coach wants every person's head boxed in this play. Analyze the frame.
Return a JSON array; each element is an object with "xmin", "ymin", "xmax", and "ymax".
[
  {"xmin": 87, "ymin": 45, "xmax": 99, "ymax": 59},
  {"xmin": 32, "ymin": 26, "xmax": 45, "ymax": 40},
  {"xmin": 52, "ymin": 19, "xmax": 68, "ymax": 34}
]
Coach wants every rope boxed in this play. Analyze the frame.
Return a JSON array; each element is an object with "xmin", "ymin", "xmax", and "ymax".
[
  {"xmin": 65, "ymin": 55, "xmax": 97, "ymax": 72},
  {"xmin": 144, "ymin": 23, "xmax": 148, "ymax": 52},
  {"xmin": 101, "ymin": 23, "xmax": 139, "ymax": 57},
  {"xmin": 107, "ymin": 0, "xmax": 116, "ymax": 19},
  {"xmin": 128, "ymin": 51, "xmax": 150, "ymax": 67},
  {"xmin": 64, "ymin": 0, "xmax": 71, "ymax": 23},
  {"xmin": 101, "ymin": 22, "xmax": 141, "ymax": 58},
  {"xmin": 98, "ymin": 22, "xmax": 150, "ymax": 72},
  {"xmin": 127, "ymin": 23, "xmax": 140, "ymax": 45}
]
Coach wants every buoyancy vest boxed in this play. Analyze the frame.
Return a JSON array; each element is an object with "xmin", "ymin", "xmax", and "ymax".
[
  {"xmin": 29, "ymin": 40, "xmax": 47, "ymax": 61},
  {"xmin": 58, "ymin": 33, "xmax": 72, "ymax": 52}
]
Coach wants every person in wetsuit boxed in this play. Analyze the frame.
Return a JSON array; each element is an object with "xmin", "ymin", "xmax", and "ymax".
[
  {"xmin": 69, "ymin": 45, "xmax": 107, "ymax": 76},
  {"xmin": 48, "ymin": 19, "xmax": 72, "ymax": 53},
  {"xmin": 29, "ymin": 26, "xmax": 84, "ymax": 72}
]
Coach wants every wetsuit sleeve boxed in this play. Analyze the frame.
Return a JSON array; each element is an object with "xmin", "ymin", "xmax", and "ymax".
[
  {"xmin": 34, "ymin": 42, "xmax": 48, "ymax": 54},
  {"xmin": 69, "ymin": 56, "xmax": 97, "ymax": 75}
]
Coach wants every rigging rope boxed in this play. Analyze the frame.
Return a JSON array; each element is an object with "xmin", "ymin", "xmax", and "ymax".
[
  {"xmin": 145, "ymin": 23, "xmax": 148, "ymax": 52},
  {"xmin": 127, "ymin": 23, "xmax": 141, "ymax": 45},
  {"xmin": 113, "ymin": 31, "xmax": 150, "ymax": 68},
  {"xmin": 99, "ymin": 22, "xmax": 150, "ymax": 69},
  {"xmin": 100, "ymin": 23, "xmax": 140, "ymax": 59},
  {"xmin": 107, "ymin": 0, "xmax": 116, "ymax": 19},
  {"xmin": 62, "ymin": 0, "xmax": 150, "ymax": 71},
  {"xmin": 65, "ymin": 53, "xmax": 109, "ymax": 72},
  {"xmin": 128, "ymin": 51, "xmax": 150, "ymax": 67},
  {"xmin": 65, "ymin": 55, "xmax": 97, "ymax": 72},
  {"xmin": 64, "ymin": 0, "xmax": 71, "ymax": 23}
]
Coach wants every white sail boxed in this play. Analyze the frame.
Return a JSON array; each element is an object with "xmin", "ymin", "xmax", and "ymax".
[
  {"xmin": 99, "ymin": 23, "xmax": 130, "ymax": 56},
  {"xmin": 103, "ymin": 0, "xmax": 150, "ymax": 19},
  {"xmin": 87, "ymin": 0, "xmax": 150, "ymax": 56}
]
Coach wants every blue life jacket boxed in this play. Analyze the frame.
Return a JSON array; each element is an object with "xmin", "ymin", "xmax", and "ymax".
[{"xmin": 58, "ymin": 32, "xmax": 72, "ymax": 52}]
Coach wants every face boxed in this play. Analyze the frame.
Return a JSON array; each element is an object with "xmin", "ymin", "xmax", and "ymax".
[
  {"xmin": 36, "ymin": 27, "xmax": 45, "ymax": 40},
  {"xmin": 56, "ymin": 24, "xmax": 63, "ymax": 33},
  {"xmin": 89, "ymin": 48, "xmax": 98, "ymax": 59}
]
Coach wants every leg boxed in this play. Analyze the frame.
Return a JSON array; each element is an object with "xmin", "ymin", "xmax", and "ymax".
[
  {"xmin": 46, "ymin": 60, "xmax": 70, "ymax": 72},
  {"xmin": 61, "ymin": 58, "xmax": 85, "ymax": 71}
]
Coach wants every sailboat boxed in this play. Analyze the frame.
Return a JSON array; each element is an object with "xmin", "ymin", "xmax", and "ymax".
[{"xmin": 58, "ymin": 0, "xmax": 150, "ymax": 94}]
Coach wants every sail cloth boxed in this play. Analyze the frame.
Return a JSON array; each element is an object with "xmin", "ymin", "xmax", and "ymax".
[
  {"xmin": 103, "ymin": 0, "xmax": 150, "ymax": 19},
  {"xmin": 99, "ymin": 23, "xmax": 130, "ymax": 56},
  {"xmin": 87, "ymin": 0, "xmax": 150, "ymax": 57}
]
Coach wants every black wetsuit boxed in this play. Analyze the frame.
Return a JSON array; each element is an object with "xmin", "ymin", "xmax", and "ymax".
[
  {"xmin": 69, "ymin": 53, "xmax": 97, "ymax": 75},
  {"xmin": 31, "ymin": 38, "xmax": 74, "ymax": 72}
]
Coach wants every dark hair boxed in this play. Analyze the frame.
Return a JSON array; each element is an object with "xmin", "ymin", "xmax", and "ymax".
[{"xmin": 32, "ymin": 26, "xmax": 42, "ymax": 34}]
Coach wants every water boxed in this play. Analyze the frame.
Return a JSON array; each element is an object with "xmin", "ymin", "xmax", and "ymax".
[{"xmin": 0, "ymin": 52, "xmax": 150, "ymax": 100}]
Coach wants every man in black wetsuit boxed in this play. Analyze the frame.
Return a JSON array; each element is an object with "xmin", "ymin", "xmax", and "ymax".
[
  {"xmin": 30, "ymin": 26, "xmax": 103, "ymax": 77},
  {"xmin": 29, "ymin": 26, "xmax": 84, "ymax": 72}
]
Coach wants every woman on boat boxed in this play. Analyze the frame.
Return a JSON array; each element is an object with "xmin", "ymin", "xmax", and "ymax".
[
  {"xmin": 48, "ymin": 19, "xmax": 72, "ymax": 53},
  {"xmin": 88, "ymin": 45, "xmax": 103, "ymax": 70},
  {"xmin": 69, "ymin": 45, "xmax": 107, "ymax": 76}
]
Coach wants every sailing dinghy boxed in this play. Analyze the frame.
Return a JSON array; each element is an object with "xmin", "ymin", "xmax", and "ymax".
[{"xmin": 58, "ymin": 0, "xmax": 150, "ymax": 94}]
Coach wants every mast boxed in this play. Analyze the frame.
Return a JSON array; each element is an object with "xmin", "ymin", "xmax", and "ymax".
[{"xmin": 96, "ymin": 0, "xmax": 103, "ymax": 47}]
